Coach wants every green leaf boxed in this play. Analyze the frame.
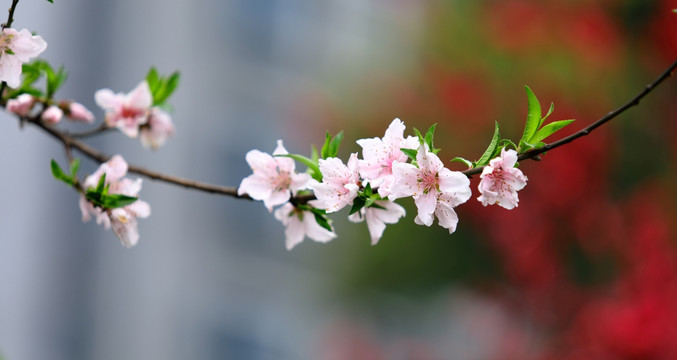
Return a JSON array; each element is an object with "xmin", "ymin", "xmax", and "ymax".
[
  {"xmin": 475, "ymin": 121, "xmax": 501, "ymax": 167},
  {"xmin": 367, "ymin": 201, "xmax": 386, "ymax": 210},
  {"xmin": 46, "ymin": 0, "xmax": 53, "ymax": 3},
  {"xmin": 310, "ymin": 144, "xmax": 319, "ymax": 164},
  {"xmin": 540, "ymin": 102, "xmax": 555, "ymax": 127},
  {"xmin": 320, "ymin": 131, "xmax": 343, "ymax": 159},
  {"xmin": 499, "ymin": 139, "xmax": 518, "ymax": 150},
  {"xmin": 349, "ymin": 196, "xmax": 366, "ymax": 215},
  {"xmin": 424, "ymin": 123, "xmax": 437, "ymax": 152},
  {"xmin": 50, "ymin": 159, "xmax": 73, "ymax": 186},
  {"xmin": 69, "ymin": 158, "xmax": 80, "ymax": 178},
  {"xmin": 531, "ymin": 119, "xmax": 575, "ymax": 144},
  {"xmin": 101, "ymin": 194, "xmax": 138, "ymax": 209},
  {"xmin": 363, "ymin": 182, "xmax": 372, "ymax": 197},
  {"xmin": 95, "ymin": 173, "xmax": 107, "ymax": 194},
  {"xmin": 146, "ymin": 67, "xmax": 160, "ymax": 94},
  {"xmin": 400, "ymin": 148, "xmax": 418, "ymax": 162},
  {"xmin": 312, "ymin": 212, "xmax": 333, "ymax": 232},
  {"xmin": 519, "ymin": 140, "xmax": 535, "ymax": 152},
  {"xmin": 450, "ymin": 157, "xmax": 473, "ymax": 168},
  {"xmin": 277, "ymin": 154, "xmax": 322, "ymax": 182},
  {"xmin": 163, "ymin": 71, "xmax": 180, "ymax": 100},
  {"xmin": 520, "ymin": 85, "xmax": 542, "ymax": 145},
  {"xmin": 413, "ymin": 127, "xmax": 424, "ymax": 143},
  {"xmin": 328, "ymin": 131, "xmax": 344, "ymax": 158},
  {"xmin": 320, "ymin": 131, "xmax": 331, "ymax": 159}
]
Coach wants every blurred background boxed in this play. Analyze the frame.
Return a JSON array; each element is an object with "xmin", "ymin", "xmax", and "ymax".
[{"xmin": 0, "ymin": 0, "xmax": 676, "ymax": 359}]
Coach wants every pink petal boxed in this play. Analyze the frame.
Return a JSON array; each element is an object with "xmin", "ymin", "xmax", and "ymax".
[
  {"xmin": 303, "ymin": 211, "xmax": 336, "ymax": 243},
  {"xmin": 435, "ymin": 201, "xmax": 460, "ymax": 234},
  {"xmin": 413, "ymin": 191, "xmax": 438, "ymax": 226},
  {"xmin": 389, "ymin": 162, "xmax": 422, "ymax": 200},
  {"xmin": 94, "ymin": 89, "xmax": 123, "ymax": 110},
  {"xmin": 8, "ymin": 29, "xmax": 47, "ymax": 62},
  {"xmin": 127, "ymin": 81, "xmax": 152, "ymax": 111}
]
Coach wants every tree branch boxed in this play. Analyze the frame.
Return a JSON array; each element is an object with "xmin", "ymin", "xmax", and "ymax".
[
  {"xmin": 462, "ymin": 59, "xmax": 677, "ymax": 177},
  {"xmin": 8, "ymin": 59, "xmax": 677, "ymax": 204}
]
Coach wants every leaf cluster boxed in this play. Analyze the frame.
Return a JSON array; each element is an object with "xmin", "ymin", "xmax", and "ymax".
[
  {"xmin": 451, "ymin": 86, "xmax": 575, "ymax": 169},
  {"xmin": 278, "ymin": 131, "xmax": 344, "ymax": 182},
  {"xmin": 84, "ymin": 173, "xmax": 138, "ymax": 210},
  {"xmin": 10, "ymin": 60, "xmax": 67, "ymax": 99},
  {"xmin": 349, "ymin": 182, "xmax": 385, "ymax": 216},
  {"xmin": 50, "ymin": 158, "xmax": 79, "ymax": 186},
  {"xmin": 518, "ymin": 86, "xmax": 574, "ymax": 152},
  {"xmin": 400, "ymin": 123, "xmax": 439, "ymax": 167},
  {"xmin": 146, "ymin": 67, "xmax": 180, "ymax": 108}
]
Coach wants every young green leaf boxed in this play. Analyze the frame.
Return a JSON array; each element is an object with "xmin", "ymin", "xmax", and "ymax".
[
  {"xmin": 499, "ymin": 139, "xmax": 518, "ymax": 150},
  {"xmin": 95, "ymin": 173, "xmax": 107, "ymax": 194},
  {"xmin": 530, "ymin": 119, "xmax": 575, "ymax": 144},
  {"xmin": 276, "ymin": 154, "xmax": 322, "ymax": 182},
  {"xmin": 146, "ymin": 67, "xmax": 160, "ymax": 93},
  {"xmin": 520, "ymin": 85, "xmax": 542, "ymax": 145},
  {"xmin": 327, "ymin": 131, "xmax": 344, "ymax": 158},
  {"xmin": 450, "ymin": 157, "xmax": 473, "ymax": 168},
  {"xmin": 475, "ymin": 121, "xmax": 501, "ymax": 167},
  {"xmin": 101, "ymin": 194, "xmax": 138, "ymax": 209},
  {"xmin": 424, "ymin": 123, "xmax": 438, "ymax": 152},
  {"xmin": 400, "ymin": 148, "xmax": 418, "ymax": 163},
  {"xmin": 540, "ymin": 102, "xmax": 555, "ymax": 127},
  {"xmin": 349, "ymin": 196, "xmax": 366, "ymax": 215},
  {"xmin": 320, "ymin": 131, "xmax": 332, "ymax": 159},
  {"xmin": 310, "ymin": 144, "xmax": 319, "ymax": 164},
  {"xmin": 69, "ymin": 158, "xmax": 80, "ymax": 178},
  {"xmin": 412, "ymin": 127, "xmax": 424, "ymax": 143},
  {"xmin": 50, "ymin": 159, "xmax": 73, "ymax": 186},
  {"xmin": 313, "ymin": 212, "xmax": 333, "ymax": 232}
]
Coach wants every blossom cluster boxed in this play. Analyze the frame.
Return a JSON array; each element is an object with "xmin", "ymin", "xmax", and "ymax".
[
  {"xmin": 79, "ymin": 155, "xmax": 150, "ymax": 247},
  {"xmin": 239, "ymin": 119, "xmax": 528, "ymax": 250},
  {"xmin": 96, "ymin": 80, "xmax": 175, "ymax": 149}
]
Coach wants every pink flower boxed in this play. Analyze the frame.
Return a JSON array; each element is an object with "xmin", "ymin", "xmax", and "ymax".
[
  {"xmin": 356, "ymin": 118, "xmax": 419, "ymax": 197},
  {"xmin": 0, "ymin": 28, "xmax": 47, "ymax": 88},
  {"xmin": 95, "ymin": 81, "xmax": 152, "ymax": 138},
  {"xmin": 274, "ymin": 203, "xmax": 336, "ymax": 250},
  {"xmin": 41, "ymin": 105, "xmax": 63, "ymax": 124},
  {"xmin": 348, "ymin": 200, "xmax": 406, "ymax": 245},
  {"xmin": 311, "ymin": 153, "xmax": 360, "ymax": 213},
  {"xmin": 389, "ymin": 143, "xmax": 471, "ymax": 233},
  {"xmin": 238, "ymin": 140, "xmax": 311, "ymax": 212},
  {"xmin": 66, "ymin": 102, "xmax": 95, "ymax": 123},
  {"xmin": 477, "ymin": 148, "xmax": 527, "ymax": 210},
  {"xmin": 80, "ymin": 155, "xmax": 151, "ymax": 247},
  {"xmin": 140, "ymin": 109, "xmax": 175, "ymax": 149},
  {"xmin": 6, "ymin": 93, "xmax": 35, "ymax": 116}
]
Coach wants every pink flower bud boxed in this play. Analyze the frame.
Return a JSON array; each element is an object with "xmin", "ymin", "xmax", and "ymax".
[
  {"xmin": 6, "ymin": 94, "xmax": 35, "ymax": 116},
  {"xmin": 41, "ymin": 105, "xmax": 64, "ymax": 124},
  {"xmin": 67, "ymin": 102, "xmax": 95, "ymax": 123}
]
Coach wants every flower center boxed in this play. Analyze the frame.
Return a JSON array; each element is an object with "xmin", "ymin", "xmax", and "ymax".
[
  {"xmin": 274, "ymin": 170, "xmax": 292, "ymax": 191},
  {"xmin": 0, "ymin": 33, "xmax": 13, "ymax": 58},
  {"xmin": 420, "ymin": 170, "xmax": 438, "ymax": 194}
]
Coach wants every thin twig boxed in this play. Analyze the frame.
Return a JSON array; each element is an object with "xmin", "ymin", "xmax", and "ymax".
[
  {"xmin": 26, "ymin": 116, "xmax": 249, "ymax": 198},
  {"xmin": 69, "ymin": 123, "xmax": 114, "ymax": 138},
  {"xmin": 462, "ymin": 59, "xmax": 677, "ymax": 177},
  {"xmin": 1, "ymin": 0, "xmax": 18, "ymax": 29}
]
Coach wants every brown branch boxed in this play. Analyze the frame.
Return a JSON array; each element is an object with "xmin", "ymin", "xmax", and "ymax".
[
  {"xmin": 1, "ymin": 0, "xmax": 19, "ymax": 29},
  {"xmin": 462, "ymin": 59, "xmax": 677, "ymax": 177},
  {"xmin": 69, "ymin": 123, "xmax": 114, "ymax": 138},
  {"xmin": 26, "ymin": 116, "xmax": 250, "ymax": 199}
]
